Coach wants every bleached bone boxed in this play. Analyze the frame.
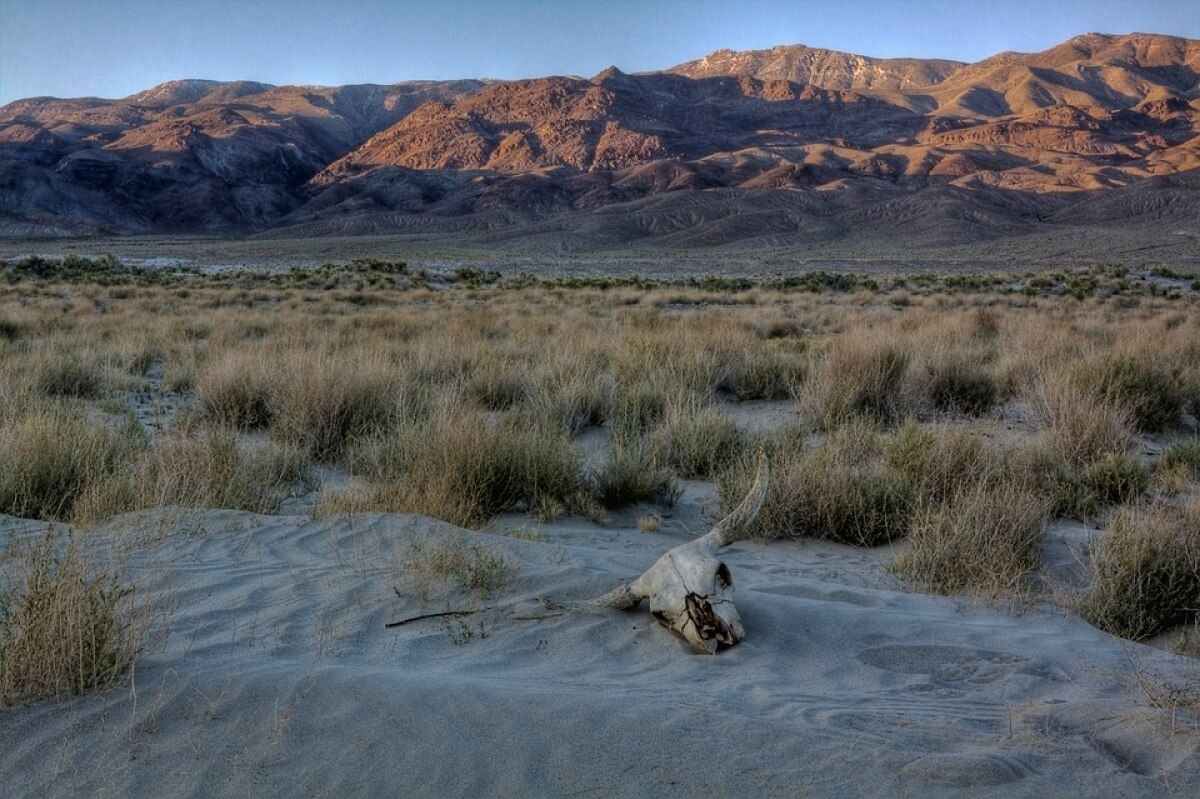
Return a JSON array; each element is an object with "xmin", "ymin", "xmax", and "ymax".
[{"xmin": 591, "ymin": 450, "xmax": 769, "ymax": 654}]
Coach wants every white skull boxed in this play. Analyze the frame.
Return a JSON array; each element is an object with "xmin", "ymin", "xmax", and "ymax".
[
  {"xmin": 635, "ymin": 538, "xmax": 744, "ymax": 653},
  {"xmin": 591, "ymin": 450, "xmax": 768, "ymax": 654}
]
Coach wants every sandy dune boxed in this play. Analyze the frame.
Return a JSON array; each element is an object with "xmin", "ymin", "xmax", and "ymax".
[{"xmin": 2, "ymin": 484, "xmax": 1199, "ymax": 797}]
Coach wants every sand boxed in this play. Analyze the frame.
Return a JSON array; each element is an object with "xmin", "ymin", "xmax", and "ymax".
[{"xmin": 2, "ymin": 479, "xmax": 1199, "ymax": 797}]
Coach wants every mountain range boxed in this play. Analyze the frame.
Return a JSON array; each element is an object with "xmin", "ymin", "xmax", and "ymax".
[{"xmin": 2, "ymin": 32, "xmax": 1198, "ymax": 255}]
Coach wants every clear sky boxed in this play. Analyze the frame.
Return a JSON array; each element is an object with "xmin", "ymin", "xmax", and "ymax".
[{"xmin": 2, "ymin": 0, "xmax": 1198, "ymax": 105}]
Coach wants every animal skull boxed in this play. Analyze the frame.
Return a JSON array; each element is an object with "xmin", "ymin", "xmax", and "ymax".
[{"xmin": 591, "ymin": 450, "xmax": 769, "ymax": 653}]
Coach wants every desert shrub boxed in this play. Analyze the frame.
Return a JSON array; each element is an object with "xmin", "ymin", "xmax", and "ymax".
[
  {"xmin": 801, "ymin": 332, "xmax": 910, "ymax": 425},
  {"xmin": 590, "ymin": 435, "xmax": 677, "ymax": 508},
  {"xmin": 527, "ymin": 358, "xmax": 609, "ymax": 432},
  {"xmin": 610, "ymin": 330, "xmax": 734, "ymax": 396},
  {"xmin": 266, "ymin": 354, "xmax": 399, "ymax": 461},
  {"xmin": 359, "ymin": 409, "xmax": 586, "ymax": 526},
  {"xmin": 1078, "ymin": 452, "xmax": 1151, "ymax": 509},
  {"xmin": 1028, "ymin": 373, "xmax": 1134, "ymax": 466},
  {"xmin": 887, "ymin": 423, "xmax": 992, "ymax": 505},
  {"xmin": 725, "ymin": 347, "xmax": 807, "ymax": 401},
  {"xmin": 110, "ymin": 341, "xmax": 160, "ymax": 377},
  {"xmin": 75, "ymin": 429, "xmax": 310, "ymax": 522},
  {"xmin": 0, "ymin": 408, "xmax": 132, "ymax": 521},
  {"xmin": 921, "ymin": 352, "xmax": 998, "ymax": 415},
  {"xmin": 656, "ymin": 400, "xmax": 743, "ymax": 478},
  {"xmin": 195, "ymin": 349, "xmax": 274, "ymax": 429},
  {"xmin": 970, "ymin": 308, "xmax": 1001, "ymax": 339},
  {"xmin": 1076, "ymin": 354, "xmax": 1187, "ymax": 433},
  {"xmin": 721, "ymin": 422, "xmax": 914, "ymax": 545},
  {"xmin": 34, "ymin": 353, "xmax": 105, "ymax": 399},
  {"xmin": 638, "ymin": 514, "xmax": 663, "ymax": 533},
  {"xmin": 1, "ymin": 532, "xmax": 138, "ymax": 705},
  {"xmin": 1160, "ymin": 438, "xmax": 1200, "ymax": 478},
  {"xmin": 896, "ymin": 479, "xmax": 1048, "ymax": 595},
  {"xmin": 0, "ymin": 319, "xmax": 23, "ymax": 340},
  {"xmin": 161, "ymin": 354, "xmax": 197, "ymax": 393},
  {"xmin": 1081, "ymin": 498, "xmax": 1200, "ymax": 640},
  {"xmin": 1010, "ymin": 447, "xmax": 1149, "ymax": 520},
  {"xmin": 611, "ymin": 381, "xmax": 674, "ymax": 436},
  {"xmin": 467, "ymin": 367, "xmax": 529, "ymax": 411}
]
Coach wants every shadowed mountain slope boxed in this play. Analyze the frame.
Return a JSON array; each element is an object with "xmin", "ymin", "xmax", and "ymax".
[{"xmin": 2, "ymin": 33, "xmax": 1198, "ymax": 255}]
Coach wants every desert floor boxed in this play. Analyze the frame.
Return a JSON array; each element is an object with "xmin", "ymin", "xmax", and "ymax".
[
  {"xmin": 3, "ymin": 480, "xmax": 1199, "ymax": 797},
  {"xmin": 2, "ymin": 258, "xmax": 1199, "ymax": 797}
]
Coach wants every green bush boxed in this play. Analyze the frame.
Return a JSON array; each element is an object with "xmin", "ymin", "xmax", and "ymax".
[
  {"xmin": 1013, "ymin": 448, "xmax": 1150, "ymax": 520},
  {"xmin": 1081, "ymin": 500, "xmax": 1200, "ymax": 640},
  {"xmin": 656, "ymin": 402, "xmax": 744, "ymax": 479},
  {"xmin": 726, "ymin": 348, "xmax": 807, "ymax": 401},
  {"xmin": 1080, "ymin": 355, "xmax": 1188, "ymax": 432},
  {"xmin": 1160, "ymin": 438, "xmax": 1200, "ymax": 478},
  {"xmin": 591, "ymin": 435, "xmax": 677, "ymax": 508},
  {"xmin": 720, "ymin": 423, "xmax": 914, "ymax": 546}
]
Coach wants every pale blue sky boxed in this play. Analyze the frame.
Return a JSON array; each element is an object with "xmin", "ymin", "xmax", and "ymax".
[{"xmin": 1, "ymin": 0, "xmax": 1197, "ymax": 104}]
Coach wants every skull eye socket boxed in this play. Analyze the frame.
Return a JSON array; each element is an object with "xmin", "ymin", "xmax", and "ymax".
[{"xmin": 716, "ymin": 562, "xmax": 732, "ymax": 588}]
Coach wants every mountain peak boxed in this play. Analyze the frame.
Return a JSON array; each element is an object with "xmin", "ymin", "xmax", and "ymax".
[
  {"xmin": 592, "ymin": 65, "xmax": 626, "ymax": 82},
  {"xmin": 667, "ymin": 43, "xmax": 966, "ymax": 92},
  {"xmin": 125, "ymin": 79, "xmax": 275, "ymax": 107}
]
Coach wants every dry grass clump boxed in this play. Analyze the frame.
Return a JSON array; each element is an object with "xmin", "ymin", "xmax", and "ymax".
[
  {"xmin": 0, "ymin": 318, "xmax": 24, "ymax": 341},
  {"xmin": 266, "ymin": 352, "xmax": 399, "ymax": 461},
  {"xmin": 404, "ymin": 535, "xmax": 512, "ymax": 602},
  {"xmin": 1081, "ymin": 497, "xmax": 1200, "ymax": 640},
  {"xmin": 0, "ymin": 408, "xmax": 133, "ymax": 522},
  {"xmin": 722, "ymin": 422, "xmax": 914, "ymax": 546},
  {"xmin": 0, "ymin": 399, "xmax": 308, "ymax": 525},
  {"xmin": 724, "ymin": 345, "xmax": 808, "ymax": 401},
  {"xmin": 919, "ymin": 349, "xmax": 999, "ymax": 415},
  {"xmin": 161, "ymin": 356, "xmax": 196, "ymax": 394},
  {"xmin": 609, "ymin": 325, "xmax": 736, "ymax": 397},
  {"xmin": 655, "ymin": 399, "xmax": 744, "ymax": 479},
  {"xmin": 888, "ymin": 423, "xmax": 993, "ymax": 504},
  {"xmin": 466, "ymin": 361, "xmax": 530, "ymax": 411},
  {"xmin": 1008, "ymin": 445, "xmax": 1150, "ymax": 520},
  {"xmin": 1160, "ymin": 438, "xmax": 1200, "ymax": 478},
  {"xmin": 198, "ymin": 347, "xmax": 401, "ymax": 460},
  {"xmin": 195, "ymin": 347, "xmax": 275, "ymax": 429},
  {"xmin": 801, "ymin": 329, "xmax": 911, "ymax": 426},
  {"xmin": 900, "ymin": 310, "xmax": 1004, "ymax": 416},
  {"xmin": 610, "ymin": 380, "xmax": 677, "ymax": 437},
  {"xmin": 591, "ymin": 435, "xmax": 678, "ymax": 508},
  {"xmin": 1073, "ymin": 353, "xmax": 1188, "ymax": 433},
  {"xmin": 75, "ymin": 429, "xmax": 310, "ymax": 523},
  {"xmin": 349, "ymin": 408, "xmax": 587, "ymax": 527},
  {"xmin": 1064, "ymin": 452, "xmax": 1150, "ymax": 517},
  {"xmin": 1028, "ymin": 373, "xmax": 1134, "ymax": 466},
  {"xmin": 896, "ymin": 479, "xmax": 1048, "ymax": 596},
  {"xmin": 526, "ymin": 356, "xmax": 610, "ymax": 433},
  {"xmin": 1, "ymin": 532, "xmax": 138, "ymax": 705},
  {"xmin": 34, "ymin": 352, "xmax": 106, "ymax": 399},
  {"xmin": 637, "ymin": 513, "xmax": 663, "ymax": 533}
]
